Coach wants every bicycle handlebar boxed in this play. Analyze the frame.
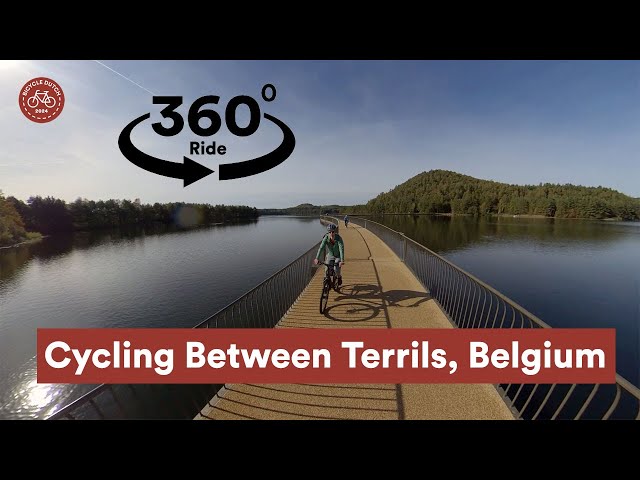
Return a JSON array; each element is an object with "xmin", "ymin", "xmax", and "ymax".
[{"xmin": 316, "ymin": 260, "xmax": 343, "ymax": 266}]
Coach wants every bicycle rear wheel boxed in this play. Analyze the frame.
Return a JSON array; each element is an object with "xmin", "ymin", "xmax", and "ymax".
[{"xmin": 320, "ymin": 278, "xmax": 330, "ymax": 314}]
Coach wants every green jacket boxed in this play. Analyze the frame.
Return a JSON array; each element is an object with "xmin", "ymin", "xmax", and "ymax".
[{"xmin": 316, "ymin": 233, "xmax": 345, "ymax": 261}]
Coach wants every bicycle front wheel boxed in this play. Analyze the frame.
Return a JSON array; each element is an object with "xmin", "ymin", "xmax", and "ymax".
[{"xmin": 320, "ymin": 278, "xmax": 330, "ymax": 314}]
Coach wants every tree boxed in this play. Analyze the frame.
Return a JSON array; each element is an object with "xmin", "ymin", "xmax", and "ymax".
[{"xmin": 0, "ymin": 190, "xmax": 29, "ymax": 246}]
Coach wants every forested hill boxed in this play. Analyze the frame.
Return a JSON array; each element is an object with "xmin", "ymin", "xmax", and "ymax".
[
  {"xmin": 259, "ymin": 204, "xmax": 343, "ymax": 215},
  {"xmin": 362, "ymin": 170, "xmax": 640, "ymax": 220}
]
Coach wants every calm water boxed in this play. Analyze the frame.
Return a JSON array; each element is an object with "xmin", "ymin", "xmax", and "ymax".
[
  {"xmin": 0, "ymin": 216, "xmax": 327, "ymax": 419},
  {"xmin": 369, "ymin": 215, "xmax": 640, "ymax": 388},
  {"xmin": 2, "ymin": 214, "xmax": 639, "ymax": 419}
]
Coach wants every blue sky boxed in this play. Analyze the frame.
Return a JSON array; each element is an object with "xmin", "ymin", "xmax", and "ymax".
[{"xmin": 1, "ymin": 60, "xmax": 639, "ymax": 208}]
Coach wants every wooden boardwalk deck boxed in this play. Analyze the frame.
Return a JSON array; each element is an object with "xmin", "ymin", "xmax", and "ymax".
[{"xmin": 197, "ymin": 223, "xmax": 515, "ymax": 420}]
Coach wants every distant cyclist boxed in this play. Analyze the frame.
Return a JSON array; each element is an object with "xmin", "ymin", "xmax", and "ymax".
[
  {"xmin": 344, "ymin": 215, "xmax": 349, "ymax": 228},
  {"xmin": 313, "ymin": 223, "xmax": 345, "ymax": 286}
]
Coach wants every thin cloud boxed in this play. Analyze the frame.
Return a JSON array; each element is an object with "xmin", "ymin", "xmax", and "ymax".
[
  {"xmin": 94, "ymin": 60, "xmax": 156, "ymax": 96},
  {"xmin": 0, "ymin": 161, "xmax": 65, "ymax": 167}
]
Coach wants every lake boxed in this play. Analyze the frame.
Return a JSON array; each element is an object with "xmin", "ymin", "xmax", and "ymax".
[
  {"xmin": 0, "ymin": 216, "xmax": 327, "ymax": 419},
  {"xmin": 368, "ymin": 214, "xmax": 640, "ymax": 389},
  {"xmin": 1, "ymin": 214, "xmax": 638, "ymax": 419}
]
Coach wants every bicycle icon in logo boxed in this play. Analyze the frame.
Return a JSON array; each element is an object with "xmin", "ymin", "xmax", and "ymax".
[{"xmin": 27, "ymin": 90, "xmax": 57, "ymax": 109}]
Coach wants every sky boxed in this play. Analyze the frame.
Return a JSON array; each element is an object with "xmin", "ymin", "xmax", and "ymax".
[{"xmin": 1, "ymin": 60, "xmax": 639, "ymax": 208}]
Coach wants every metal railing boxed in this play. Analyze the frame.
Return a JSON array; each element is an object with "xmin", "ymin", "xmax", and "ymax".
[
  {"xmin": 47, "ymin": 240, "xmax": 322, "ymax": 420},
  {"xmin": 47, "ymin": 215, "xmax": 640, "ymax": 420},
  {"xmin": 346, "ymin": 215, "xmax": 640, "ymax": 420}
]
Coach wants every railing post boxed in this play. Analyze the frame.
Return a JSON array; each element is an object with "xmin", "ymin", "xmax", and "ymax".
[
  {"xmin": 364, "ymin": 220, "xmax": 367, "ymax": 229},
  {"xmin": 401, "ymin": 232, "xmax": 407, "ymax": 262}
]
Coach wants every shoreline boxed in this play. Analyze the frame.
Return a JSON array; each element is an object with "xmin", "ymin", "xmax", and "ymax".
[
  {"xmin": 0, "ymin": 222, "xmax": 232, "ymax": 250},
  {"xmin": 0, "ymin": 235, "xmax": 45, "ymax": 250},
  {"xmin": 342, "ymin": 212, "xmax": 634, "ymax": 221}
]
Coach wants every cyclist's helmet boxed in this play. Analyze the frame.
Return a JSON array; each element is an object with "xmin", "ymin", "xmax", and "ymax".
[{"xmin": 327, "ymin": 224, "xmax": 337, "ymax": 233}]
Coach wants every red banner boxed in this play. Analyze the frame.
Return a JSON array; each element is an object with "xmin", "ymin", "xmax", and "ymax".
[{"xmin": 37, "ymin": 328, "xmax": 616, "ymax": 384}]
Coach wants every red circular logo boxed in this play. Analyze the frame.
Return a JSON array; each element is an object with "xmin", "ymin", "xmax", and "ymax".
[{"xmin": 18, "ymin": 77, "xmax": 65, "ymax": 123}]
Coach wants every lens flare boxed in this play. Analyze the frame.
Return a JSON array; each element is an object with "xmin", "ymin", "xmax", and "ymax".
[{"xmin": 174, "ymin": 205, "xmax": 203, "ymax": 228}]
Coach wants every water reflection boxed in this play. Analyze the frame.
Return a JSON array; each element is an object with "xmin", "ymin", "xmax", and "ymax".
[
  {"xmin": 370, "ymin": 214, "xmax": 640, "ymax": 388},
  {"xmin": 368, "ymin": 215, "xmax": 638, "ymax": 254},
  {"xmin": 1, "ymin": 359, "xmax": 96, "ymax": 420},
  {"xmin": 0, "ymin": 220, "xmax": 262, "ymax": 287},
  {"xmin": 0, "ymin": 216, "xmax": 324, "ymax": 419}
]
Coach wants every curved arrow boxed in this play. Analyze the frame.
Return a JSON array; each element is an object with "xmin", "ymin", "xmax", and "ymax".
[
  {"xmin": 219, "ymin": 113, "xmax": 295, "ymax": 180},
  {"xmin": 118, "ymin": 113, "xmax": 214, "ymax": 187}
]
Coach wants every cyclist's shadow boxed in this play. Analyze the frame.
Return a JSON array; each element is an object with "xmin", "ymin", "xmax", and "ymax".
[{"xmin": 337, "ymin": 283, "xmax": 432, "ymax": 308}]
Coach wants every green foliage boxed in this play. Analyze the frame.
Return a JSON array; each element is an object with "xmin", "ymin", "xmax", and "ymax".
[
  {"xmin": 357, "ymin": 170, "xmax": 640, "ymax": 220},
  {"xmin": 61, "ymin": 198, "xmax": 258, "ymax": 230},
  {"xmin": 260, "ymin": 204, "xmax": 347, "ymax": 216},
  {"xmin": 0, "ymin": 190, "xmax": 29, "ymax": 247},
  {"xmin": 1, "ymin": 193, "xmax": 260, "ymax": 241}
]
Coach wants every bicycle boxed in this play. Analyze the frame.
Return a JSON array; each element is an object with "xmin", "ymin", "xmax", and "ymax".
[
  {"xmin": 27, "ymin": 90, "xmax": 57, "ymax": 109},
  {"xmin": 318, "ymin": 259, "xmax": 340, "ymax": 314}
]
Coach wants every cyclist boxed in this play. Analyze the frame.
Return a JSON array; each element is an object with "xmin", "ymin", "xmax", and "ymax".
[
  {"xmin": 313, "ymin": 223, "xmax": 345, "ymax": 286},
  {"xmin": 344, "ymin": 215, "xmax": 349, "ymax": 228}
]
